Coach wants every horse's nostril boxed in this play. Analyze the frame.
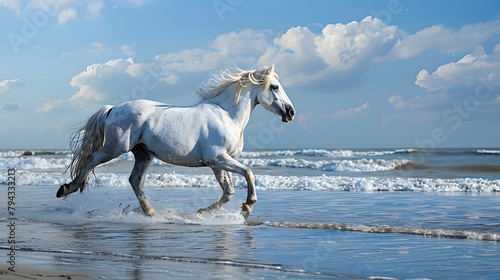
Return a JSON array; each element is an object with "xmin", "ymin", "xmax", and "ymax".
[{"xmin": 289, "ymin": 108, "xmax": 295, "ymax": 117}]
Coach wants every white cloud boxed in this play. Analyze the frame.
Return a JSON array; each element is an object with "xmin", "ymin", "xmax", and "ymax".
[
  {"xmin": 415, "ymin": 46, "xmax": 500, "ymax": 92},
  {"xmin": 88, "ymin": 42, "xmax": 111, "ymax": 54},
  {"xmin": 34, "ymin": 17, "xmax": 500, "ymax": 116},
  {"xmin": 161, "ymin": 74, "xmax": 179, "ymax": 85},
  {"xmin": 315, "ymin": 17, "xmax": 400, "ymax": 70},
  {"xmin": 46, "ymin": 17, "xmax": 500, "ymax": 105},
  {"xmin": 388, "ymin": 20, "xmax": 500, "ymax": 59},
  {"xmin": 155, "ymin": 17, "xmax": 404, "ymax": 88},
  {"xmin": 156, "ymin": 29, "xmax": 268, "ymax": 73},
  {"xmin": 388, "ymin": 94, "xmax": 407, "ymax": 110},
  {"xmin": 57, "ymin": 8, "xmax": 77, "ymax": 24},
  {"xmin": 124, "ymin": 62, "xmax": 147, "ymax": 78},
  {"xmin": 2, "ymin": 0, "xmax": 105, "ymax": 24},
  {"xmin": 258, "ymin": 16, "xmax": 403, "ymax": 86},
  {"xmin": 121, "ymin": 44, "xmax": 134, "ymax": 56},
  {"xmin": 26, "ymin": 0, "xmax": 103, "ymax": 22},
  {"xmin": 0, "ymin": 0, "xmax": 22, "ymax": 12},
  {"xmin": 69, "ymin": 58, "xmax": 136, "ymax": 103},
  {"xmin": 87, "ymin": 0, "xmax": 103, "ymax": 17},
  {"xmin": 35, "ymin": 99, "xmax": 66, "ymax": 113},
  {"xmin": 38, "ymin": 57, "xmax": 180, "ymax": 112},
  {"xmin": 155, "ymin": 18, "xmax": 499, "ymax": 88},
  {"xmin": 38, "ymin": 58, "xmax": 135, "ymax": 112},
  {"xmin": 386, "ymin": 45, "xmax": 500, "ymax": 124},
  {"xmin": 211, "ymin": 29, "xmax": 270, "ymax": 55},
  {"xmin": 62, "ymin": 42, "xmax": 112, "ymax": 56},
  {"xmin": 26, "ymin": 0, "xmax": 100, "ymax": 23},
  {"xmin": 0, "ymin": 79, "xmax": 28, "ymax": 93},
  {"xmin": 326, "ymin": 102, "xmax": 370, "ymax": 120},
  {"xmin": 258, "ymin": 26, "xmax": 326, "ymax": 86},
  {"xmin": 1, "ymin": 102, "xmax": 21, "ymax": 111},
  {"xmin": 388, "ymin": 94, "xmax": 402, "ymax": 104}
]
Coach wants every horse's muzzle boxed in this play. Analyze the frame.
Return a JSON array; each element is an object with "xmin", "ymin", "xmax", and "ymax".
[{"xmin": 281, "ymin": 105, "xmax": 295, "ymax": 122}]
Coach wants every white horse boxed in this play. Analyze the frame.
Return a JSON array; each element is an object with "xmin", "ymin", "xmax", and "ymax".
[{"xmin": 57, "ymin": 65, "xmax": 295, "ymax": 219}]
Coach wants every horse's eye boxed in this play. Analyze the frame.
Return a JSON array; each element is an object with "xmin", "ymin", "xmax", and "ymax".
[{"xmin": 270, "ymin": 84, "xmax": 279, "ymax": 91}]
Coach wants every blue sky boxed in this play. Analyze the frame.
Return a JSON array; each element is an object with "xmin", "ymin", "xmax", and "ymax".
[{"xmin": 1, "ymin": 0, "xmax": 500, "ymax": 149}]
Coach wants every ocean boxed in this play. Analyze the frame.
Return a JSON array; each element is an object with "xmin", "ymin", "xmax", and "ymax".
[{"xmin": 1, "ymin": 148, "xmax": 499, "ymax": 279}]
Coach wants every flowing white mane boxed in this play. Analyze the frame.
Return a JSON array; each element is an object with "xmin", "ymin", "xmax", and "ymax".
[{"xmin": 197, "ymin": 65, "xmax": 277, "ymax": 105}]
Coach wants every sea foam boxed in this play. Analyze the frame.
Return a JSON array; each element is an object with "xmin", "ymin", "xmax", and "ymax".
[
  {"xmin": 240, "ymin": 149, "xmax": 416, "ymax": 158},
  {"xmin": 239, "ymin": 158, "xmax": 409, "ymax": 172},
  {"xmin": 476, "ymin": 149, "xmax": 500, "ymax": 155},
  {"xmin": 2, "ymin": 171, "xmax": 499, "ymax": 193},
  {"xmin": 0, "ymin": 156, "xmax": 70, "ymax": 170}
]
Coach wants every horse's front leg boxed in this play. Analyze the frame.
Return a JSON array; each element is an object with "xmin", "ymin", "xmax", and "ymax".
[
  {"xmin": 208, "ymin": 153, "xmax": 257, "ymax": 219},
  {"xmin": 197, "ymin": 168, "xmax": 234, "ymax": 216},
  {"xmin": 129, "ymin": 144, "xmax": 155, "ymax": 216}
]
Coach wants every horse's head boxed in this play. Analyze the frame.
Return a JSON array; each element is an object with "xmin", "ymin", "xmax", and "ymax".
[{"xmin": 256, "ymin": 65, "xmax": 295, "ymax": 122}]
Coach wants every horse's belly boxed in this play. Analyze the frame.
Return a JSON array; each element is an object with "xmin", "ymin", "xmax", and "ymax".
[
  {"xmin": 153, "ymin": 150, "xmax": 206, "ymax": 167},
  {"xmin": 144, "ymin": 131, "xmax": 207, "ymax": 167}
]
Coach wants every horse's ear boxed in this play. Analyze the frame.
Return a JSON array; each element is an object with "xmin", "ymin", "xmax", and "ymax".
[
  {"xmin": 255, "ymin": 65, "xmax": 275, "ymax": 76},
  {"xmin": 268, "ymin": 64, "xmax": 275, "ymax": 74},
  {"xmin": 255, "ymin": 66, "xmax": 269, "ymax": 76}
]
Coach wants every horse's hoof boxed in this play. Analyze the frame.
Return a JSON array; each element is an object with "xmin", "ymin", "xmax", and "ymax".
[
  {"xmin": 142, "ymin": 205, "xmax": 155, "ymax": 217},
  {"xmin": 141, "ymin": 206, "xmax": 155, "ymax": 217},
  {"xmin": 197, "ymin": 208, "xmax": 209, "ymax": 217},
  {"xmin": 139, "ymin": 200, "xmax": 155, "ymax": 217},
  {"xmin": 145, "ymin": 209, "xmax": 155, "ymax": 217},
  {"xmin": 56, "ymin": 184, "xmax": 68, "ymax": 198},
  {"xmin": 240, "ymin": 204, "xmax": 251, "ymax": 220}
]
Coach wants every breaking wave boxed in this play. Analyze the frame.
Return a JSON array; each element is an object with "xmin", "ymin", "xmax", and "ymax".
[
  {"xmin": 0, "ymin": 152, "xmax": 415, "ymax": 173},
  {"xmin": 240, "ymin": 148, "xmax": 418, "ymax": 158},
  {"xmin": 0, "ymin": 156, "xmax": 70, "ymax": 170},
  {"xmin": 2, "ymin": 171, "xmax": 499, "ymax": 192},
  {"xmin": 476, "ymin": 149, "xmax": 500, "ymax": 155},
  {"xmin": 239, "ymin": 158, "xmax": 410, "ymax": 172}
]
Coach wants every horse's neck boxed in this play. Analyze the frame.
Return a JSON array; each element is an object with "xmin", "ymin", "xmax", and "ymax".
[
  {"xmin": 207, "ymin": 87, "xmax": 257, "ymax": 129},
  {"xmin": 227, "ymin": 90, "xmax": 257, "ymax": 129}
]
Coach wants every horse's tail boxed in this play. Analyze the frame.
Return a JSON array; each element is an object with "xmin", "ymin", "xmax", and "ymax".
[{"xmin": 64, "ymin": 105, "xmax": 113, "ymax": 191}]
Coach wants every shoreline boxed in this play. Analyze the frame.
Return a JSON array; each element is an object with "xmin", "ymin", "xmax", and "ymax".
[{"xmin": 0, "ymin": 250, "xmax": 337, "ymax": 280}]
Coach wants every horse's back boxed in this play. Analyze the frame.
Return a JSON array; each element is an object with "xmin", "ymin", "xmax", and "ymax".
[
  {"xmin": 108, "ymin": 99, "xmax": 167, "ymax": 120},
  {"xmin": 115, "ymin": 99, "xmax": 167, "ymax": 113},
  {"xmin": 103, "ymin": 100, "xmax": 165, "ymax": 146}
]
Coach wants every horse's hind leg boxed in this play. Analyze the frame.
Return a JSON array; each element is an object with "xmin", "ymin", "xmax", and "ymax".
[
  {"xmin": 129, "ymin": 144, "xmax": 155, "ymax": 216},
  {"xmin": 197, "ymin": 168, "xmax": 234, "ymax": 216},
  {"xmin": 57, "ymin": 146, "xmax": 125, "ymax": 197}
]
